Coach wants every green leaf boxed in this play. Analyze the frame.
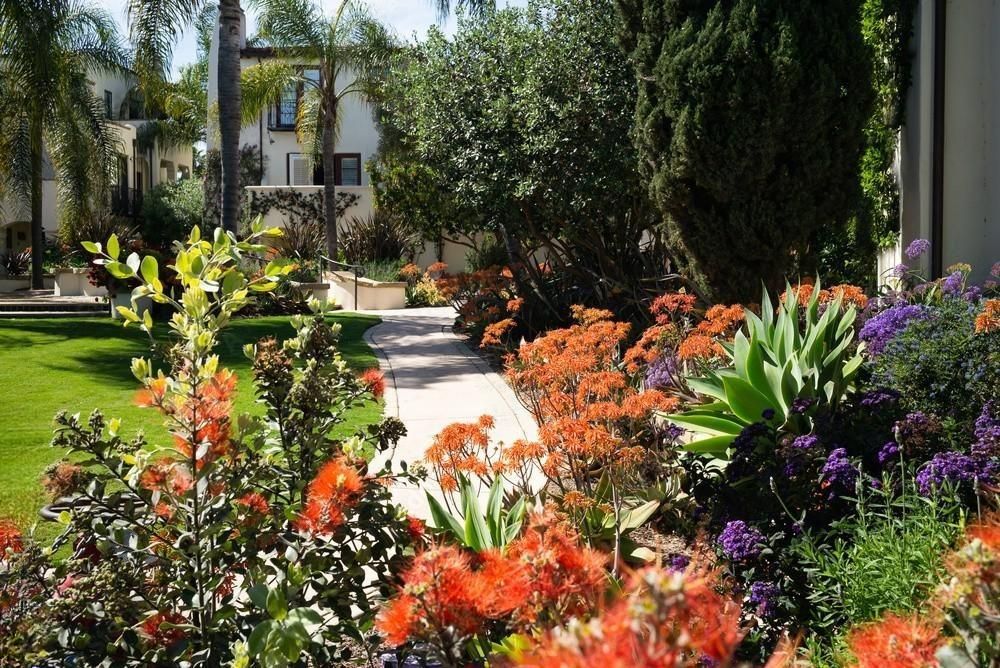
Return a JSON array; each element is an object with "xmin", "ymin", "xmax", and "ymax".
[
  {"xmin": 248, "ymin": 620, "xmax": 274, "ymax": 656},
  {"xmin": 248, "ymin": 584, "xmax": 269, "ymax": 610},
  {"xmin": 721, "ymin": 375, "xmax": 775, "ymax": 424},
  {"xmin": 664, "ymin": 412, "xmax": 744, "ymax": 435},
  {"xmin": 266, "ymin": 588, "xmax": 287, "ymax": 621},
  {"xmin": 116, "ymin": 306, "xmax": 140, "ymax": 322},
  {"xmin": 683, "ymin": 434, "xmax": 736, "ymax": 457},
  {"xmin": 485, "ymin": 477, "xmax": 504, "ymax": 545},
  {"xmin": 685, "ymin": 377, "xmax": 728, "ymax": 403},
  {"xmin": 140, "ymin": 255, "xmax": 159, "ymax": 285},
  {"xmin": 81, "ymin": 241, "xmax": 101, "ymax": 254},
  {"xmin": 105, "ymin": 262, "xmax": 134, "ymax": 279},
  {"xmin": 107, "ymin": 234, "xmax": 120, "ymax": 260},
  {"xmin": 620, "ymin": 499, "xmax": 659, "ymax": 530},
  {"xmin": 426, "ymin": 492, "xmax": 464, "ymax": 539},
  {"xmin": 462, "ymin": 478, "xmax": 492, "ymax": 550}
]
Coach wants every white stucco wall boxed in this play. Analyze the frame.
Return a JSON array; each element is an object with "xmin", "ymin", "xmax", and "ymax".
[{"xmin": 898, "ymin": 0, "xmax": 1000, "ymax": 282}]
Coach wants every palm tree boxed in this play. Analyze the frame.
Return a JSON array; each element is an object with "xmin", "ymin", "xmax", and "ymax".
[
  {"xmin": 252, "ymin": 0, "xmax": 397, "ymax": 259},
  {"xmin": 129, "ymin": 0, "xmax": 248, "ymax": 233},
  {"xmin": 0, "ymin": 0, "xmax": 130, "ymax": 289}
]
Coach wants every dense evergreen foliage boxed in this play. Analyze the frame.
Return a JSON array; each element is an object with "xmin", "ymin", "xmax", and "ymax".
[{"xmin": 615, "ymin": 0, "xmax": 873, "ymax": 303}]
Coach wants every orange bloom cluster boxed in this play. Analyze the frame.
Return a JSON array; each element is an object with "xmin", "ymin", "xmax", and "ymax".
[
  {"xmin": 674, "ymin": 304, "xmax": 744, "ymax": 362},
  {"xmin": 846, "ymin": 614, "xmax": 942, "ymax": 668},
  {"xmin": 975, "ymin": 299, "xmax": 1000, "ymax": 334},
  {"xmin": 506, "ymin": 309, "xmax": 677, "ymax": 484},
  {"xmin": 140, "ymin": 611, "xmax": 187, "ymax": 648},
  {"xmin": 0, "ymin": 520, "xmax": 23, "ymax": 555},
  {"xmin": 424, "ymin": 415, "xmax": 495, "ymax": 491},
  {"xmin": 296, "ymin": 457, "xmax": 365, "ymax": 535},
  {"xmin": 236, "ymin": 492, "xmax": 270, "ymax": 515},
  {"xmin": 397, "ymin": 263, "xmax": 423, "ymax": 282},
  {"xmin": 514, "ymin": 563, "xmax": 743, "ymax": 667},
  {"xmin": 140, "ymin": 458, "xmax": 194, "ymax": 496},
  {"xmin": 481, "ymin": 317, "xmax": 517, "ymax": 348},
  {"xmin": 360, "ymin": 367, "xmax": 386, "ymax": 399},
  {"xmin": 782, "ymin": 282, "xmax": 868, "ymax": 309},
  {"xmin": 376, "ymin": 514, "xmax": 605, "ymax": 649}
]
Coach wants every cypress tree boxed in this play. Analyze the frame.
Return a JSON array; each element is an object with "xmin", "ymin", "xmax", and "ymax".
[{"xmin": 615, "ymin": 0, "xmax": 873, "ymax": 303}]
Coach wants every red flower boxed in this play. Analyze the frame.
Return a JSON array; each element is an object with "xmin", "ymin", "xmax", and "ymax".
[
  {"xmin": 140, "ymin": 611, "xmax": 187, "ymax": 648},
  {"xmin": 236, "ymin": 492, "xmax": 270, "ymax": 515},
  {"xmin": 360, "ymin": 368, "xmax": 386, "ymax": 399},
  {"xmin": 406, "ymin": 515, "xmax": 427, "ymax": 542},
  {"xmin": 846, "ymin": 613, "xmax": 943, "ymax": 668},
  {"xmin": 297, "ymin": 458, "xmax": 365, "ymax": 535},
  {"xmin": 0, "ymin": 520, "xmax": 23, "ymax": 555}
]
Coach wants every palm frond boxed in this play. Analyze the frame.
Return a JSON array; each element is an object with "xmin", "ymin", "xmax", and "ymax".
[
  {"xmin": 128, "ymin": 0, "xmax": 204, "ymax": 87},
  {"xmin": 432, "ymin": 0, "xmax": 496, "ymax": 21},
  {"xmin": 255, "ymin": 0, "xmax": 325, "ymax": 61},
  {"xmin": 295, "ymin": 85, "xmax": 324, "ymax": 159},
  {"xmin": 240, "ymin": 60, "xmax": 297, "ymax": 126}
]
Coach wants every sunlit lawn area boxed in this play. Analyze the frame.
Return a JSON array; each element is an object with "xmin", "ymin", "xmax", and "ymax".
[{"xmin": 0, "ymin": 313, "xmax": 382, "ymax": 530}]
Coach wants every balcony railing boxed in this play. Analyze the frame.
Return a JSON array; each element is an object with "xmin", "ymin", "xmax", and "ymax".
[{"xmin": 111, "ymin": 188, "xmax": 143, "ymax": 218}]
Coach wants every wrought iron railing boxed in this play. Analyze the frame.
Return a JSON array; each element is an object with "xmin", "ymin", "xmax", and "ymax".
[
  {"xmin": 319, "ymin": 255, "xmax": 364, "ymax": 310},
  {"xmin": 110, "ymin": 188, "xmax": 143, "ymax": 218}
]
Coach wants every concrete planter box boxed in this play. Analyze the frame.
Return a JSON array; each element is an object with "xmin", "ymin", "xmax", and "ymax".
[
  {"xmin": 290, "ymin": 281, "xmax": 331, "ymax": 304},
  {"xmin": 0, "ymin": 276, "xmax": 55, "ymax": 293},
  {"xmin": 54, "ymin": 268, "xmax": 106, "ymax": 297},
  {"xmin": 109, "ymin": 292, "xmax": 152, "ymax": 319},
  {"xmin": 327, "ymin": 271, "xmax": 406, "ymax": 311}
]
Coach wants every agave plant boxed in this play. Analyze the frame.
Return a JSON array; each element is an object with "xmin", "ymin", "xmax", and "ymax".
[
  {"xmin": 664, "ymin": 281, "xmax": 865, "ymax": 459},
  {"xmin": 426, "ymin": 475, "xmax": 527, "ymax": 552}
]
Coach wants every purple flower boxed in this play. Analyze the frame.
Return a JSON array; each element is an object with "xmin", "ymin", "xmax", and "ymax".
[
  {"xmin": 668, "ymin": 554, "xmax": 690, "ymax": 573},
  {"xmin": 822, "ymin": 448, "xmax": 859, "ymax": 496},
  {"xmin": 877, "ymin": 441, "xmax": 901, "ymax": 467},
  {"xmin": 894, "ymin": 411, "xmax": 941, "ymax": 457},
  {"xmin": 791, "ymin": 398, "xmax": 815, "ymax": 414},
  {"xmin": 859, "ymin": 388, "xmax": 900, "ymax": 408},
  {"xmin": 792, "ymin": 434, "xmax": 819, "ymax": 450},
  {"xmin": 972, "ymin": 402, "xmax": 1000, "ymax": 460},
  {"xmin": 718, "ymin": 520, "xmax": 765, "ymax": 562},
  {"xmin": 645, "ymin": 354, "xmax": 682, "ymax": 391},
  {"xmin": 905, "ymin": 238, "xmax": 931, "ymax": 259},
  {"xmin": 748, "ymin": 581, "xmax": 781, "ymax": 618},
  {"xmin": 891, "ymin": 263, "xmax": 909, "ymax": 279},
  {"xmin": 963, "ymin": 286, "xmax": 983, "ymax": 302},
  {"xmin": 942, "ymin": 271, "xmax": 964, "ymax": 296},
  {"xmin": 991, "ymin": 262, "xmax": 1000, "ymax": 278},
  {"xmin": 916, "ymin": 451, "xmax": 995, "ymax": 495},
  {"xmin": 859, "ymin": 304, "xmax": 930, "ymax": 355},
  {"xmin": 761, "ymin": 408, "xmax": 776, "ymax": 421}
]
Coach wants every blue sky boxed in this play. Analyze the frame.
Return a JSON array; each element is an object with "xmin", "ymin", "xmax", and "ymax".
[{"xmin": 103, "ymin": 0, "xmax": 528, "ymax": 79}]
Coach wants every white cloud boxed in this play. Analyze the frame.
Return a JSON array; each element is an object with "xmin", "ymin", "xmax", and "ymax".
[{"xmin": 101, "ymin": 0, "xmax": 527, "ymax": 79}]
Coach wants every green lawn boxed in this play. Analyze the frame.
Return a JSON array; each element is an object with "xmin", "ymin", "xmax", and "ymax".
[{"xmin": 0, "ymin": 313, "xmax": 382, "ymax": 530}]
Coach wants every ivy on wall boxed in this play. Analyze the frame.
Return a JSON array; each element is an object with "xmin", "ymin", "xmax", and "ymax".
[
  {"xmin": 245, "ymin": 188, "xmax": 360, "ymax": 225},
  {"xmin": 861, "ymin": 0, "xmax": 919, "ymax": 249},
  {"xmin": 815, "ymin": 0, "xmax": 918, "ymax": 285}
]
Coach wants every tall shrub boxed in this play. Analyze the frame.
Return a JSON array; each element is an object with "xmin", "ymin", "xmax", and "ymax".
[{"xmin": 615, "ymin": 0, "xmax": 873, "ymax": 303}]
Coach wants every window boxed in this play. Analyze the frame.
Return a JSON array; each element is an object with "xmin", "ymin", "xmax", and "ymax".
[
  {"xmin": 104, "ymin": 91, "xmax": 113, "ymax": 119},
  {"xmin": 334, "ymin": 154, "xmax": 361, "ymax": 186},
  {"xmin": 288, "ymin": 153, "xmax": 313, "ymax": 186},
  {"xmin": 271, "ymin": 68, "xmax": 321, "ymax": 130}
]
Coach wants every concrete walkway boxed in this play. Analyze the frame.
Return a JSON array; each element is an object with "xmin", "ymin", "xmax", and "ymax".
[{"xmin": 363, "ymin": 307, "xmax": 538, "ymax": 517}]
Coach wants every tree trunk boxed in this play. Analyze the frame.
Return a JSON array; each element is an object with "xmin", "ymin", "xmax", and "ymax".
[
  {"xmin": 217, "ymin": 0, "xmax": 243, "ymax": 233},
  {"xmin": 322, "ymin": 95, "xmax": 338, "ymax": 259},
  {"xmin": 29, "ymin": 117, "xmax": 44, "ymax": 291}
]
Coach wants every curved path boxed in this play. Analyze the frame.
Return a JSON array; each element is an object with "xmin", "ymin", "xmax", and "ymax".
[{"xmin": 363, "ymin": 307, "xmax": 538, "ymax": 516}]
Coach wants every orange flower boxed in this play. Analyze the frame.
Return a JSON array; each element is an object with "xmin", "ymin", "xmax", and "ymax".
[
  {"xmin": 360, "ymin": 368, "xmax": 386, "ymax": 399},
  {"xmin": 846, "ymin": 613, "xmax": 943, "ymax": 668},
  {"xmin": 678, "ymin": 334, "xmax": 724, "ymax": 361},
  {"xmin": 828, "ymin": 284, "xmax": 869, "ymax": 308},
  {"xmin": 515, "ymin": 563, "xmax": 743, "ymax": 667},
  {"xmin": 0, "ymin": 520, "xmax": 23, "ymax": 555},
  {"xmin": 427, "ymin": 261, "xmax": 448, "ymax": 275},
  {"xmin": 140, "ymin": 611, "xmax": 187, "ymax": 648},
  {"xmin": 975, "ymin": 299, "xmax": 1000, "ymax": 334},
  {"xmin": 651, "ymin": 292, "xmax": 697, "ymax": 319},
  {"xmin": 236, "ymin": 492, "xmax": 270, "ymax": 515},
  {"xmin": 140, "ymin": 459, "xmax": 171, "ymax": 492},
  {"xmin": 481, "ymin": 318, "xmax": 517, "ymax": 348},
  {"xmin": 376, "ymin": 545, "xmax": 488, "ymax": 647},
  {"xmin": 136, "ymin": 376, "xmax": 168, "ymax": 408},
  {"xmin": 297, "ymin": 458, "xmax": 364, "ymax": 535}
]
